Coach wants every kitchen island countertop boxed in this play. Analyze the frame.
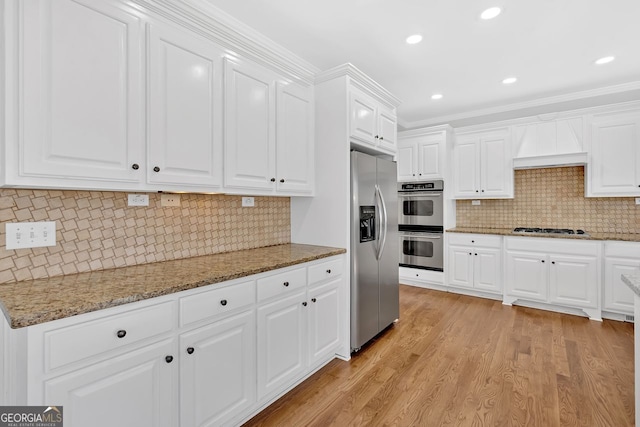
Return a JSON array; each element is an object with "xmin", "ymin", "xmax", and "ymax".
[
  {"xmin": 446, "ymin": 227, "xmax": 640, "ymax": 242},
  {"xmin": 0, "ymin": 243, "xmax": 346, "ymax": 329}
]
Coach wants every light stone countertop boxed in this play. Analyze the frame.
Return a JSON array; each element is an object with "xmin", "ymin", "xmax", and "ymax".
[
  {"xmin": 622, "ymin": 274, "xmax": 640, "ymax": 298},
  {"xmin": 0, "ymin": 243, "xmax": 346, "ymax": 329},
  {"xmin": 446, "ymin": 227, "xmax": 640, "ymax": 242}
]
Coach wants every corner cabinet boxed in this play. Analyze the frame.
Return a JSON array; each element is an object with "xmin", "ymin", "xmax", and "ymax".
[
  {"xmin": 453, "ymin": 127, "xmax": 513, "ymax": 199},
  {"xmin": 397, "ymin": 126, "xmax": 450, "ymax": 181},
  {"xmin": 224, "ymin": 58, "xmax": 314, "ymax": 195},
  {"xmin": 587, "ymin": 109, "xmax": 640, "ymax": 197},
  {"xmin": 349, "ymin": 87, "xmax": 397, "ymax": 155}
]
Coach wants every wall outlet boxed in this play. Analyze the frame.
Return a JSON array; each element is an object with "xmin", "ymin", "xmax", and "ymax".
[
  {"xmin": 636, "ymin": 197, "xmax": 640, "ymax": 205},
  {"xmin": 242, "ymin": 197, "xmax": 255, "ymax": 207},
  {"xmin": 5, "ymin": 221, "xmax": 56, "ymax": 250},
  {"xmin": 128, "ymin": 194, "xmax": 149, "ymax": 206},
  {"xmin": 161, "ymin": 194, "xmax": 181, "ymax": 207},
  {"xmin": 471, "ymin": 200, "xmax": 481, "ymax": 206}
]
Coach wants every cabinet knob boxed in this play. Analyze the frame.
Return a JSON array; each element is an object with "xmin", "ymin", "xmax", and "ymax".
[
  {"xmin": 476, "ymin": 190, "xmax": 479, "ymax": 193},
  {"xmin": 471, "ymin": 240, "xmax": 475, "ymax": 243},
  {"xmin": 379, "ymin": 136, "xmax": 384, "ymax": 141},
  {"xmin": 283, "ymin": 281, "xmax": 289, "ymax": 287},
  {"xmin": 551, "ymin": 261, "xmax": 555, "ymax": 265},
  {"xmin": 474, "ymin": 253, "xmax": 478, "ymax": 256},
  {"xmin": 131, "ymin": 164, "xmax": 139, "ymax": 170},
  {"xmin": 302, "ymin": 302, "xmax": 308, "ymax": 307},
  {"xmin": 374, "ymin": 135, "xmax": 379, "ymax": 139},
  {"xmin": 280, "ymin": 179, "xmax": 285, "ymax": 183},
  {"xmin": 326, "ymin": 269, "xmax": 332, "ymax": 274},
  {"xmin": 186, "ymin": 347, "xmax": 194, "ymax": 355},
  {"xmin": 468, "ymin": 252, "xmax": 472, "ymax": 255},
  {"xmin": 220, "ymin": 299, "xmax": 228, "ymax": 306},
  {"xmin": 311, "ymin": 298, "xmax": 317, "ymax": 303},
  {"xmin": 541, "ymin": 260, "xmax": 545, "ymax": 263},
  {"xmin": 481, "ymin": 189, "xmax": 485, "ymax": 192},
  {"xmin": 419, "ymin": 173, "xmax": 422, "ymax": 176},
  {"xmin": 116, "ymin": 330, "xmax": 127, "ymax": 339},
  {"xmin": 413, "ymin": 174, "xmax": 416, "ymax": 176},
  {"xmin": 153, "ymin": 166, "xmax": 160, "ymax": 172},
  {"xmin": 270, "ymin": 178, "xmax": 276, "ymax": 182},
  {"xmin": 165, "ymin": 355, "xmax": 174, "ymax": 363}
]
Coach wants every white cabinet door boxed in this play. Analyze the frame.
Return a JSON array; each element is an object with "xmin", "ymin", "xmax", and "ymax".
[
  {"xmin": 276, "ymin": 82, "xmax": 314, "ymax": 194},
  {"xmin": 349, "ymin": 90, "xmax": 377, "ymax": 145},
  {"xmin": 377, "ymin": 107, "xmax": 398, "ymax": 153},
  {"xmin": 604, "ymin": 258, "xmax": 640, "ymax": 314},
  {"xmin": 448, "ymin": 246, "xmax": 473, "ymax": 289},
  {"xmin": 20, "ymin": 0, "xmax": 143, "ymax": 184},
  {"xmin": 44, "ymin": 338, "xmax": 177, "ymax": 427},
  {"xmin": 480, "ymin": 132, "xmax": 511, "ymax": 197},
  {"xmin": 417, "ymin": 137, "xmax": 443, "ymax": 180},
  {"xmin": 474, "ymin": 248, "xmax": 502, "ymax": 293},
  {"xmin": 224, "ymin": 58, "xmax": 276, "ymax": 190},
  {"xmin": 549, "ymin": 255, "xmax": 598, "ymax": 309},
  {"xmin": 589, "ymin": 110, "xmax": 640, "ymax": 196},
  {"xmin": 180, "ymin": 310, "xmax": 255, "ymax": 427},
  {"xmin": 505, "ymin": 251, "xmax": 548, "ymax": 302},
  {"xmin": 453, "ymin": 137, "xmax": 479, "ymax": 197},
  {"xmin": 308, "ymin": 279, "xmax": 340, "ymax": 366},
  {"xmin": 147, "ymin": 23, "xmax": 223, "ymax": 188},
  {"xmin": 397, "ymin": 144, "xmax": 417, "ymax": 181},
  {"xmin": 257, "ymin": 290, "xmax": 307, "ymax": 400}
]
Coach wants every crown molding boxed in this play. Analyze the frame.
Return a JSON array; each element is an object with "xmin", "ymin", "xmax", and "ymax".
[
  {"xmin": 129, "ymin": 0, "xmax": 320, "ymax": 86},
  {"xmin": 398, "ymin": 124, "xmax": 452, "ymax": 138},
  {"xmin": 398, "ymin": 81, "xmax": 640, "ymax": 129},
  {"xmin": 315, "ymin": 63, "xmax": 401, "ymax": 109}
]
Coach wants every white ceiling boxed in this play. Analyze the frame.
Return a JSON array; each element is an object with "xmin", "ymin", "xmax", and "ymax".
[{"xmin": 202, "ymin": 0, "xmax": 640, "ymax": 129}]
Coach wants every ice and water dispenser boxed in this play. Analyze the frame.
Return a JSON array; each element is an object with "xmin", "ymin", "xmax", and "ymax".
[{"xmin": 359, "ymin": 206, "xmax": 376, "ymax": 243}]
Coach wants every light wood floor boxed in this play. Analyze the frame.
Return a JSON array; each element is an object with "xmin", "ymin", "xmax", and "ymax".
[{"xmin": 244, "ymin": 285, "xmax": 635, "ymax": 427}]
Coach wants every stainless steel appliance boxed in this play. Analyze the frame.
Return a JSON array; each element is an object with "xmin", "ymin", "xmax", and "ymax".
[
  {"xmin": 398, "ymin": 180, "xmax": 444, "ymax": 231},
  {"xmin": 351, "ymin": 151, "xmax": 399, "ymax": 352},
  {"xmin": 398, "ymin": 180, "xmax": 444, "ymax": 271}
]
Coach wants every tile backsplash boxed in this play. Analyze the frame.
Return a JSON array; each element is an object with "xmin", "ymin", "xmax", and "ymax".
[
  {"xmin": 0, "ymin": 190, "xmax": 290, "ymax": 284},
  {"xmin": 456, "ymin": 166, "xmax": 640, "ymax": 232}
]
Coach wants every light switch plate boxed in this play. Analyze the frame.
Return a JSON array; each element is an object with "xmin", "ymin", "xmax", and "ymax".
[
  {"xmin": 242, "ymin": 197, "xmax": 255, "ymax": 207},
  {"xmin": 5, "ymin": 221, "xmax": 56, "ymax": 249},
  {"xmin": 128, "ymin": 194, "xmax": 149, "ymax": 206},
  {"xmin": 472, "ymin": 200, "xmax": 481, "ymax": 206},
  {"xmin": 636, "ymin": 197, "xmax": 640, "ymax": 205}
]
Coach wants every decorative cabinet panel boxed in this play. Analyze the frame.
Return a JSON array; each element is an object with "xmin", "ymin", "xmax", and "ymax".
[
  {"xmin": 397, "ymin": 127, "xmax": 448, "ymax": 181},
  {"xmin": 147, "ymin": 22, "xmax": 223, "ymax": 189},
  {"xmin": 18, "ymin": 0, "xmax": 144, "ymax": 185},
  {"xmin": 588, "ymin": 109, "xmax": 640, "ymax": 197},
  {"xmin": 447, "ymin": 233, "xmax": 502, "ymax": 294},
  {"xmin": 44, "ymin": 338, "xmax": 178, "ymax": 427},
  {"xmin": 603, "ymin": 242, "xmax": 640, "ymax": 315},
  {"xmin": 453, "ymin": 128, "xmax": 513, "ymax": 199},
  {"xmin": 349, "ymin": 88, "xmax": 398, "ymax": 155}
]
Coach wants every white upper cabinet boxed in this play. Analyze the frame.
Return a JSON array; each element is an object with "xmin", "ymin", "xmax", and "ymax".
[
  {"xmin": 147, "ymin": 22, "xmax": 223, "ymax": 189},
  {"xmin": 397, "ymin": 127, "xmax": 449, "ymax": 181},
  {"xmin": 587, "ymin": 109, "xmax": 640, "ymax": 197},
  {"xmin": 453, "ymin": 128, "xmax": 512, "ymax": 198},
  {"xmin": 349, "ymin": 87, "xmax": 398, "ymax": 155},
  {"xmin": 18, "ymin": 0, "xmax": 144, "ymax": 186}
]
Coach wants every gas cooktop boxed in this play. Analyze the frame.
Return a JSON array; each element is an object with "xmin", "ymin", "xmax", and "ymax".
[{"xmin": 513, "ymin": 227, "xmax": 588, "ymax": 236}]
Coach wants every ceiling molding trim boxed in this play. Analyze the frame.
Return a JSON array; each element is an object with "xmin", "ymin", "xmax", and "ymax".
[
  {"xmin": 398, "ymin": 124, "xmax": 452, "ymax": 138},
  {"xmin": 129, "ymin": 0, "xmax": 320, "ymax": 85},
  {"xmin": 315, "ymin": 63, "xmax": 402, "ymax": 108},
  {"xmin": 399, "ymin": 81, "xmax": 640, "ymax": 129}
]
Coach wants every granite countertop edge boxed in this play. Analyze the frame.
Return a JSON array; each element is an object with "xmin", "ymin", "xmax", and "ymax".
[
  {"xmin": 622, "ymin": 274, "xmax": 640, "ymax": 298},
  {"xmin": 0, "ymin": 243, "xmax": 346, "ymax": 329},
  {"xmin": 446, "ymin": 227, "xmax": 640, "ymax": 242}
]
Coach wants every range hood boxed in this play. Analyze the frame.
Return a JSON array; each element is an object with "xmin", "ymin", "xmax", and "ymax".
[{"xmin": 512, "ymin": 116, "xmax": 587, "ymax": 169}]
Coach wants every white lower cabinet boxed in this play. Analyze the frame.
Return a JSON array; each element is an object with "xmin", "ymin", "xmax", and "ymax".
[
  {"xmin": 307, "ymin": 278, "xmax": 341, "ymax": 366},
  {"xmin": 447, "ymin": 233, "xmax": 502, "ymax": 294},
  {"xmin": 505, "ymin": 237, "xmax": 600, "ymax": 319},
  {"xmin": 603, "ymin": 242, "xmax": 640, "ymax": 315}
]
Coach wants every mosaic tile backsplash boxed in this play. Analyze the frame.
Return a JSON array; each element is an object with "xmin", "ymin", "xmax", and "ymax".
[
  {"xmin": 456, "ymin": 166, "xmax": 640, "ymax": 233},
  {"xmin": 0, "ymin": 190, "xmax": 290, "ymax": 284}
]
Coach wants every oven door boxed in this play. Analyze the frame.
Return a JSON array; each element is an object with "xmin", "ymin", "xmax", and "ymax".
[
  {"xmin": 398, "ymin": 193, "xmax": 443, "ymax": 229},
  {"xmin": 399, "ymin": 231, "xmax": 443, "ymax": 271}
]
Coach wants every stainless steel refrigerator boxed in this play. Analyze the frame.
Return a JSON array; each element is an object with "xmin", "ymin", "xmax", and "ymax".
[{"xmin": 350, "ymin": 151, "xmax": 399, "ymax": 352}]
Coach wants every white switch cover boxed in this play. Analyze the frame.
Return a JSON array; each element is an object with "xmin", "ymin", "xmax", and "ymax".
[
  {"xmin": 242, "ymin": 197, "xmax": 255, "ymax": 207},
  {"xmin": 128, "ymin": 194, "xmax": 149, "ymax": 206},
  {"xmin": 472, "ymin": 200, "xmax": 481, "ymax": 206},
  {"xmin": 5, "ymin": 221, "xmax": 56, "ymax": 250},
  {"xmin": 636, "ymin": 197, "xmax": 640, "ymax": 205},
  {"xmin": 161, "ymin": 194, "xmax": 181, "ymax": 207}
]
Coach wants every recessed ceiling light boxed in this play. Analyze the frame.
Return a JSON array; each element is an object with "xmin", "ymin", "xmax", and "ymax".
[
  {"xmin": 431, "ymin": 94, "xmax": 443, "ymax": 100},
  {"xmin": 406, "ymin": 34, "xmax": 423, "ymax": 45},
  {"xmin": 502, "ymin": 77, "xmax": 517, "ymax": 85},
  {"xmin": 480, "ymin": 7, "xmax": 502, "ymax": 20},
  {"xmin": 595, "ymin": 56, "xmax": 615, "ymax": 65}
]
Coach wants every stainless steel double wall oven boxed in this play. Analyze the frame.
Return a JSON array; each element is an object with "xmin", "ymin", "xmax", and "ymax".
[{"xmin": 398, "ymin": 180, "xmax": 444, "ymax": 271}]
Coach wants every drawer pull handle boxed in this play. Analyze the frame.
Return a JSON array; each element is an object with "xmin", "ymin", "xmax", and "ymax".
[
  {"xmin": 220, "ymin": 299, "xmax": 228, "ymax": 306},
  {"xmin": 311, "ymin": 298, "xmax": 317, "ymax": 303},
  {"xmin": 326, "ymin": 269, "xmax": 332, "ymax": 274},
  {"xmin": 116, "ymin": 330, "xmax": 127, "ymax": 339},
  {"xmin": 186, "ymin": 347, "xmax": 195, "ymax": 355},
  {"xmin": 283, "ymin": 282, "xmax": 289, "ymax": 287},
  {"xmin": 302, "ymin": 302, "xmax": 308, "ymax": 307},
  {"xmin": 165, "ymin": 355, "xmax": 174, "ymax": 363}
]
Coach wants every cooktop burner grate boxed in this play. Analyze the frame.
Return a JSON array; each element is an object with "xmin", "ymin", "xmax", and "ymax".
[{"xmin": 513, "ymin": 227, "xmax": 587, "ymax": 235}]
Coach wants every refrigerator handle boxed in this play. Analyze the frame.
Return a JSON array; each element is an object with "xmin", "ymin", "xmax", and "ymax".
[{"xmin": 375, "ymin": 185, "xmax": 388, "ymax": 261}]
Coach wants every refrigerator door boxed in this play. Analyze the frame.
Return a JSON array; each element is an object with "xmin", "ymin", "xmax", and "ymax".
[
  {"xmin": 376, "ymin": 157, "xmax": 400, "ymax": 329},
  {"xmin": 351, "ymin": 151, "xmax": 380, "ymax": 350}
]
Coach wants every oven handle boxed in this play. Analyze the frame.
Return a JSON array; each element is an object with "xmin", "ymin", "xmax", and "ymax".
[
  {"xmin": 398, "ymin": 193, "xmax": 442, "ymax": 198},
  {"xmin": 399, "ymin": 233, "xmax": 442, "ymax": 239}
]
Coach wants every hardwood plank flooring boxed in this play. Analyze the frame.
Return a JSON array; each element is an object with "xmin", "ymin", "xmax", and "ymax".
[{"xmin": 244, "ymin": 285, "xmax": 634, "ymax": 426}]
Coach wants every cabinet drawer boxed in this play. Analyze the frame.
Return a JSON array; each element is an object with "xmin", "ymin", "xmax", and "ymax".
[
  {"xmin": 180, "ymin": 280, "xmax": 255, "ymax": 327},
  {"xmin": 448, "ymin": 233, "xmax": 502, "ymax": 248},
  {"xmin": 605, "ymin": 241, "xmax": 640, "ymax": 258},
  {"xmin": 257, "ymin": 268, "xmax": 306, "ymax": 302},
  {"xmin": 308, "ymin": 257, "xmax": 344, "ymax": 287},
  {"xmin": 44, "ymin": 301, "xmax": 175, "ymax": 372}
]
